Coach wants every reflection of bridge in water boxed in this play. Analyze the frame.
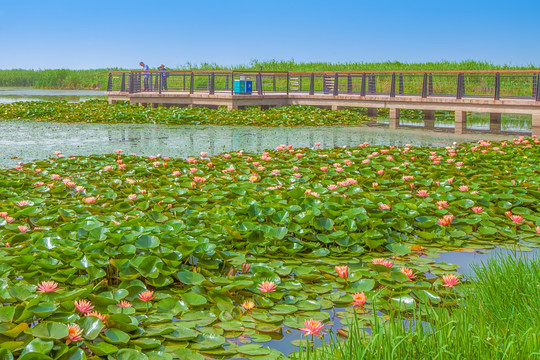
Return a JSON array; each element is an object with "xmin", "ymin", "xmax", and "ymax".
[{"xmin": 107, "ymin": 70, "xmax": 540, "ymax": 136}]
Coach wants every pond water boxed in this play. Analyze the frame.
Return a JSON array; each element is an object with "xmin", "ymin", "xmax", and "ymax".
[
  {"xmin": 0, "ymin": 87, "xmax": 106, "ymax": 103},
  {"xmin": 0, "ymin": 120, "xmax": 519, "ymax": 168},
  {"xmin": 434, "ymin": 246, "xmax": 539, "ymax": 277}
]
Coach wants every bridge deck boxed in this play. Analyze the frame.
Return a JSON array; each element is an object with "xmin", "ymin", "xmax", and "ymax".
[{"xmin": 106, "ymin": 70, "xmax": 540, "ymax": 136}]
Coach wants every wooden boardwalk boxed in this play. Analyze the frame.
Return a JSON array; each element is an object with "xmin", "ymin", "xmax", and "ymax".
[{"xmin": 106, "ymin": 70, "xmax": 540, "ymax": 136}]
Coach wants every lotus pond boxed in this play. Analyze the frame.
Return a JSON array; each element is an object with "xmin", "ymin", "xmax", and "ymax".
[{"xmin": 0, "ymin": 134, "xmax": 538, "ymax": 359}]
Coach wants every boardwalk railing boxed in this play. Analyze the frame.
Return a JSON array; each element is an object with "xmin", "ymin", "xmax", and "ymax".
[{"xmin": 107, "ymin": 70, "xmax": 540, "ymax": 101}]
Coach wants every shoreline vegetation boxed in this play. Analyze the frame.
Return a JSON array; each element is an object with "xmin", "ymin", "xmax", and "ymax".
[{"xmin": 0, "ymin": 60, "xmax": 538, "ymax": 90}]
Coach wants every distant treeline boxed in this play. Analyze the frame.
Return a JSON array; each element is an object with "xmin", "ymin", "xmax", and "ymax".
[{"xmin": 0, "ymin": 60, "xmax": 538, "ymax": 90}]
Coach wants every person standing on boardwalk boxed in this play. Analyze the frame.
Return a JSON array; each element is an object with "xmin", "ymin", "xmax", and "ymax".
[
  {"xmin": 158, "ymin": 64, "xmax": 169, "ymax": 90},
  {"xmin": 140, "ymin": 62, "xmax": 150, "ymax": 91}
]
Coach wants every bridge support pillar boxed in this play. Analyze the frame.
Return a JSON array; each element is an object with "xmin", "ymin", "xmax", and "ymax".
[
  {"xmin": 454, "ymin": 111, "xmax": 467, "ymax": 134},
  {"xmin": 489, "ymin": 113, "xmax": 501, "ymax": 132},
  {"xmin": 424, "ymin": 110, "xmax": 435, "ymax": 129},
  {"xmin": 533, "ymin": 113, "xmax": 540, "ymax": 137},
  {"xmin": 367, "ymin": 108, "xmax": 377, "ymax": 117},
  {"xmin": 331, "ymin": 105, "xmax": 342, "ymax": 110},
  {"xmin": 389, "ymin": 108, "xmax": 400, "ymax": 129},
  {"xmin": 108, "ymin": 99, "xmax": 117, "ymax": 105},
  {"xmin": 227, "ymin": 104, "xmax": 238, "ymax": 110},
  {"xmin": 424, "ymin": 110, "xmax": 435, "ymax": 120}
]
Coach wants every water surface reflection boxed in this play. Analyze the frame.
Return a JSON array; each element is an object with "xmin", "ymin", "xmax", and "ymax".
[{"xmin": 0, "ymin": 120, "xmax": 519, "ymax": 167}]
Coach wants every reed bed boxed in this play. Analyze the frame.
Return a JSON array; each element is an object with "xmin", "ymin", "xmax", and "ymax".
[{"xmin": 0, "ymin": 60, "xmax": 537, "ymax": 90}]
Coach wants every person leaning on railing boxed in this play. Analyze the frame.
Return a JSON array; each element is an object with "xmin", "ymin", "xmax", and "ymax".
[
  {"xmin": 158, "ymin": 64, "xmax": 169, "ymax": 90},
  {"xmin": 139, "ymin": 62, "xmax": 150, "ymax": 91}
]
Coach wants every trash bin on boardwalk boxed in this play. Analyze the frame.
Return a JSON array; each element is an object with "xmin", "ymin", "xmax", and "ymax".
[{"xmin": 234, "ymin": 76, "xmax": 252, "ymax": 94}]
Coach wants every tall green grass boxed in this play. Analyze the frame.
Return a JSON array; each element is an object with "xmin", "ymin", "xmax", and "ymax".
[
  {"xmin": 0, "ymin": 60, "xmax": 537, "ymax": 90},
  {"xmin": 296, "ymin": 252, "xmax": 540, "ymax": 360}
]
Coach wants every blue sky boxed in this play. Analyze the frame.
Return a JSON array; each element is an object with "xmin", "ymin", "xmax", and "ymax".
[{"xmin": 1, "ymin": 0, "xmax": 538, "ymax": 69}]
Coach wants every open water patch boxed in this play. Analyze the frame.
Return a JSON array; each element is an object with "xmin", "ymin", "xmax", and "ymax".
[{"xmin": 0, "ymin": 120, "xmax": 516, "ymax": 168}]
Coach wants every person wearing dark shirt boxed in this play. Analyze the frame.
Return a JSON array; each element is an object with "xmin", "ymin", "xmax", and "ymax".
[
  {"xmin": 158, "ymin": 64, "xmax": 169, "ymax": 90},
  {"xmin": 140, "ymin": 62, "xmax": 150, "ymax": 91}
]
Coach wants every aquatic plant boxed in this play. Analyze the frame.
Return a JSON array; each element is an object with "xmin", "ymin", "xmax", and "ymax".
[
  {"xmin": 0, "ymin": 138, "xmax": 537, "ymax": 358},
  {"xmin": 0, "ymin": 100, "xmax": 371, "ymax": 127}
]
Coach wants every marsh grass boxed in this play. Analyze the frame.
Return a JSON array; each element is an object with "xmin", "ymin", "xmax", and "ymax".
[
  {"xmin": 297, "ymin": 253, "xmax": 540, "ymax": 360},
  {"xmin": 0, "ymin": 60, "xmax": 536, "ymax": 90}
]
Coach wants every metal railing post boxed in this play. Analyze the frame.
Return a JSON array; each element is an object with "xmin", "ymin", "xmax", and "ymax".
[
  {"xmin": 533, "ymin": 75, "xmax": 537, "ymax": 99},
  {"xmin": 209, "ymin": 72, "xmax": 215, "ymax": 94},
  {"xmin": 494, "ymin": 72, "xmax": 500, "ymax": 100},
  {"xmin": 309, "ymin": 73, "xmax": 315, "ymax": 95},
  {"xmin": 231, "ymin": 71, "xmax": 234, "ymax": 95},
  {"xmin": 428, "ymin": 74, "xmax": 434, "ymax": 95},
  {"xmin": 121, "ymin": 73, "xmax": 126, "ymax": 92},
  {"xmin": 158, "ymin": 74, "xmax": 162, "ymax": 94},
  {"xmin": 421, "ymin": 73, "xmax": 428, "ymax": 98},
  {"xmin": 333, "ymin": 73, "xmax": 339, "ymax": 96},
  {"xmin": 257, "ymin": 73, "xmax": 262, "ymax": 95},
  {"xmin": 361, "ymin": 73, "xmax": 366, "ymax": 96},
  {"xmin": 347, "ymin": 74, "xmax": 353, "ymax": 94},
  {"xmin": 128, "ymin": 73, "xmax": 134, "ymax": 93},
  {"xmin": 286, "ymin": 72, "xmax": 290, "ymax": 95},
  {"xmin": 536, "ymin": 74, "xmax": 540, "ymax": 101},
  {"xmin": 273, "ymin": 75, "xmax": 276, "ymax": 92},
  {"xmin": 399, "ymin": 73, "xmax": 404, "ymax": 95},
  {"xmin": 183, "ymin": 74, "xmax": 186, "ymax": 91},
  {"xmin": 190, "ymin": 72, "xmax": 194, "ymax": 94},
  {"xmin": 456, "ymin": 73, "xmax": 464, "ymax": 99},
  {"xmin": 390, "ymin": 73, "xmax": 396, "ymax": 97},
  {"xmin": 154, "ymin": 74, "xmax": 159, "ymax": 91},
  {"xmin": 107, "ymin": 73, "xmax": 112, "ymax": 91},
  {"xmin": 225, "ymin": 74, "xmax": 229, "ymax": 90}
]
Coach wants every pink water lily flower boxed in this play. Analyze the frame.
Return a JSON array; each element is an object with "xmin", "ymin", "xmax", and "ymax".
[
  {"xmin": 74, "ymin": 299, "xmax": 94, "ymax": 313},
  {"xmin": 379, "ymin": 203, "xmax": 391, "ymax": 210},
  {"xmin": 242, "ymin": 263, "xmax": 251, "ymax": 273},
  {"xmin": 536, "ymin": 226, "xmax": 540, "ymax": 234},
  {"xmin": 138, "ymin": 290, "xmax": 155, "ymax": 302},
  {"xmin": 416, "ymin": 190, "xmax": 429, "ymax": 197},
  {"xmin": 334, "ymin": 265, "xmax": 349, "ymax": 279},
  {"xmin": 37, "ymin": 281, "xmax": 59, "ymax": 293},
  {"xmin": 400, "ymin": 267, "xmax": 416, "ymax": 281},
  {"xmin": 299, "ymin": 319, "xmax": 326, "ymax": 337},
  {"xmin": 18, "ymin": 225, "xmax": 29, "ymax": 233},
  {"xmin": 437, "ymin": 214, "xmax": 454, "ymax": 227},
  {"xmin": 83, "ymin": 197, "xmax": 96, "ymax": 204},
  {"xmin": 65, "ymin": 324, "xmax": 83, "ymax": 344},
  {"xmin": 257, "ymin": 281, "xmax": 277, "ymax": 293},
  {"xmin": 472, "ymin": 207, "xmax": 483, "ymax": 213},
  {"xmin": 372, "ymin": 258, "xmax": 393, "ymax": 267},
  {"xmin": 510, "ymin": 215, "xmax": 523, "ymax": 223},
  {"xmin": 351, "ymin": 292, "xmax": 367, "ymax": 307},
  {"xmin": 442, "ymin": 274, "xmax": 460, "ymax": 288},
  {"xmin": 242, "ymin": 301, "xmax": 255, "ymax": 310},
  {"xmin": 17, "ymin": 200, "xmax": 30, "ymax": 207},
  {"xmin": 117, "ymin": 300, "xmax": 132, "ymax": 308}
]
